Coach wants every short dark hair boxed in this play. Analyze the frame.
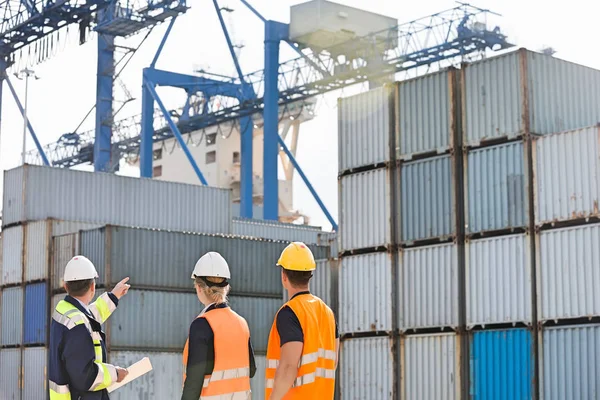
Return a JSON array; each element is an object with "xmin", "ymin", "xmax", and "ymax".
[
  {"xmin": 65, "ymin": 279, "xmax": 94, "ymax": 297},
  {"xmin": 282, "ymin": 269, "xmax": 312, "ymax": 288}
]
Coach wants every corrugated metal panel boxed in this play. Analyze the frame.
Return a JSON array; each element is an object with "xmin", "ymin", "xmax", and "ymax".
[
  {"xmin": 398, "ymin": 69, "xmax": 454, "ymax": 159},
  {"xmin": 109, "ymin": 351, "xmax": 182, "ymax": 400},
  {"xmin": 82, "ymin": 226, "xmax": 327, "ymax": 295},
  {"xmin": 403, "ymin": 333, "xmax": 460, "ymax": 400},
  {"xmin": 231, "ymin": 217, "xmax": 326, "ymax": 244},
  {"xmin": 463, "ymin": 51, "xmax": 523, "ymax": 146},
  {"xmin": 467, "ymin": 234, "xmax": 532, "ymax": 327},
  {"xmin": 0, "ymin": 349, "xmax": 22, "ymax": 400},
  {"xmin": 400, "ymin": 243, "xmax": 459, "ymax": 331},
  {"xmin": 339, "ymin": 86, "xmax": 392, "ymax": 172},
  {"xmin": 466, "ymin": 142, "xmax": 528, "ymax": 234},
  {"xmin": 77, "ymin": 228, "xmax": 106, "ymax": 288},
  {"xmin": 25, "ymin": 220, "xmax": 50, "ymax": 282},
  {"xmin": 528, "ymin": 52, "xmax": 600, "ymax": 135},
  {"xmin": 340, "ymin": 168, "xmax": 392, "ymax": 251},
  {"xmin": 2, "ymin": 167, "xmax": 25, "ymax": 225},
  {"xmin": 538, "ymin": 224, "xmax": 600, "ymax": 321},
  {"xmin": 401, "ymin": 155, "xmax": 455, "ymax": 243},
  {"xmin": 1, "ymin": 287, "xmax": 23, "ymax": 346},
  {"xmin": 52, "ymin": 220, "xmax": 103, "ymax": 236},
  {"xmin": 24, "ymin": 283, "xmax": 48, "ymax": 345},
  {"xmin": 1, "ymin": 226, "xmax": 23, "ymax": 286},
  {"xmin": 23, "ymin": 347, "xmax": 47, "ymax": 400},
  {"xmin": 2, "ymin": 165, "xmax": 232, "ymax": 233},
  {"xmin": 339, "ymin": 253, "xmax": 393, "ymax": 333},
  {"xmin": 251, "ymin": 355, "xmax": 266, "ymax": 400},
  {"xmin": 231, "ymin": 203, "xmax": 264, "ymax": 220},
  {"xmin": 109, "ymin": 290, "xmax": 280, "ymax": 353},
  {"xmin": 470, "ymin": 329, "xmax": 533, "ymax": 399},
  {"xmin": 51, "ymin": 234, "xmax": 79, "ymax": 289},
  {"xmin": 340, "ymin": 336, "xmax": 394, "ymax": 400},
  {"xmin": 534, "ymin": 126, "xmax": 600, "ymax": 225},
  {"xmin": 541, "ymin": 324, "xmax": 600, "ymax": 399}
]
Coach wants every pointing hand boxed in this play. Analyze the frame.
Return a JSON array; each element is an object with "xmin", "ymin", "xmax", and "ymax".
[{"xmin": 111, "ymin": 277, "xmax": 131, "ymax": 299}]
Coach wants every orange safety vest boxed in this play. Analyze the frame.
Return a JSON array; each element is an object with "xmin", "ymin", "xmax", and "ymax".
[
  {"xmin": 183, "ymin": 307, "xmax": 251, "ymax": 399},
  {"xmin": 265, "ymin": 294, "xmax": 337, "ymax": 399}
]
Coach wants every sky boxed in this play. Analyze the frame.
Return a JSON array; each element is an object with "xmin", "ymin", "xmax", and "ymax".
[{"xmin": 0, "ymin": 0, "xmax": 598, "ymax": 231}]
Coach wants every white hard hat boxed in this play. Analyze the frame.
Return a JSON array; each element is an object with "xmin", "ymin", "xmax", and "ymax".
[
  {"xmin": 63, "ymin": 256, "xmax": 99, "ymax": 282},
  {"xmin": 191, "ymin": 252, "xmax": 231, "ymax": 280}
]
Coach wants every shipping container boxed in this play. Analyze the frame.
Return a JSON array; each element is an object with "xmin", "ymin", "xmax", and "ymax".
[
  {"xmin": 283, "ymin": 259, "xmax": 337, "ymax": 311},
  {"xmin": 465, "ymin": 142, "xmax": 528, "ymax": 234},
  {"xmin": 23, "ymin": 347, "xmax": 47, "ymax": 400},
  {"xmin": 109, "ymin": 350, "xmax": 182, "ymax": 400},
  {"xmin": 339, "ymin": 168, "xmax": 393, "ymax": 252},
  {"xmin": 400, "ymin": 243, "xmax": 459, "ymax": 331},
  {"xmin": 397, "ymin": 69, "xmax": 455, "ymax": 160},
  {"xmin": 470, "ymin": 329, "xmax": 533, "ymax": 399},
  {"xmin": 538, "ymin": 224, "xmax": 600, "ymax": 321},
  {"xmin": 107, "ymin": 290, "xmax": 280, "ymax": 353},
  {"xmin": 541, "ymin": 324, "xmax": 600, "ymax": 399},
  {"xmin": 252, "ymin": 355, "xmax": 266, "ymax": 400},
  {"xmin": 402, "ymin": 333, "xmax": 460, "ymax": 400},
  {"xmin": 534, "ymin": 125, "xmax": 600, "ymax": 226},
  {"xmin": 2, "ymin": 165, "xmax": 232, "ymax": 233},
  {"xmin": 340, "ymin": 336, "xmax": 394, "ymax": 400},
  {"xmin": 338, "ymin": 86, "xmax": 393, "ymax": 172},
  {"xmin": 401, "ymin": 155, "xmax": 455, "ymax": 243},
  {"xmin": 24, "ymin": 220, "xmax": 51, "ymax": 282},
  {"xmin": 231, "ymin": 217, "xmax": 327, "ymax": 244},
  {"xmin": 1, "ymin": 226, "xmax": 23, "ymax": 286},
  {"xmin": 1, "ymin": 286, "xmax": 23, "ymax": 346},
  {"xmin": 462, "ymin": 49, "xmax": 600, "ymax": 146},
  {"xmin": 24, "ymin": 283, "xmax": 48, "ymax": 345},
  {"xmin": 51, "ymin": 220, "xmax": 103, "ymax": 237},
  {"xmin": 0, "ymin": 348, "xmax": 21, "ymax": 400},
  {"xmin": 467, "ymin": 234, "xmax": 532, "ymax": 328},
  {"xmin": 76, "ymin": 226, "xmax": 328, "ymax": 295},
  {"xmin": 51, "ymin": 233, "xmax": 80, "ymax": 289},
  {"xmin": 339, "ymin": 253, "xmax": 393, "ymax": 334}
]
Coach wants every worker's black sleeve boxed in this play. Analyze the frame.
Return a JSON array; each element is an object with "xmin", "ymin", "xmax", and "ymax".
[
  {"xmin": 248, "ymin": 338, "xmax": 257, "ymax": 378},
  {"xmin": 62, "ymin": 324, "xmax": 109, "ymax": 392},
  {"xmin": 276, "ymin": 306, "xmax": 340, "ymax": 346},
  {"xmin": 181, "ymin": 318, "xmax": 213, "ymax": 400}
]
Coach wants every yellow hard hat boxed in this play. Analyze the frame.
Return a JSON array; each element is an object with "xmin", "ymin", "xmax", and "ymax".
[{"xmin": 277, "ymin": 242, "xmax": 316, "ymax": 271}]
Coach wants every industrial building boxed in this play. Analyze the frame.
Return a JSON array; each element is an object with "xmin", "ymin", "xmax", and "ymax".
[{"xmin": 0, "ymin": 0, "xmax": 599, "ymax": 399}]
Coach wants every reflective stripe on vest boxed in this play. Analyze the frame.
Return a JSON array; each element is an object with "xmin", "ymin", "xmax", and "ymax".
[
  {"xmin": 50, "ymin": 295, "xmax": 117, "ymax": 399},
  {"xmin": 265, "ymin": 294, "xmax": 337, "ymax": 399},
  {"xmin": 182, "ymin": 307, "xmax": 251, "ymax": 399}
]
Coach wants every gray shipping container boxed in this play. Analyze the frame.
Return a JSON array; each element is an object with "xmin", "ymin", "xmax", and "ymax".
[
  {"xmin": 2, "ymin": 165, "xmax": 232, "ymax": 233},
  {"xmin": 0, "ymin": 348, "xmax": 22, "ymax": 400},
  {"xmin": 340, "ymin": 336, "xmax": 394, "ymax": 400},
  {"xmin": 252, "ymin": 355, "xmax": 267, "ymax": 400},
  {"xmin": 466, "ymin": 234, "xmax": 532, "ymax": 328},
  {"xmin": 402, "ymin": 333, "xmax": 460, "ymax": 400},
  {"xmin": 231, "ymin": 217, "xmax": 328, "ymax": 245},
  {"xmin": 1, "ymin": 226, "xmax": 23, "ymax": 286},
  {"xmin": 465, "ymin": 141, "xmax": 528, "ymax": 234},
  {"xmin": 23, "ymin": 347, "xmax": 47, "ymax": 400},
  {"xmin": 76, "ymin": 226, "xmax": 329, "ymax": 295},
  {"xmin": 397, "ymin": 69, "xmax": 456, "ymax": 160},
  {"xmin": 107, "ymin": 290, "xmax": 281, "ymax": 353},
  {"xmin": 537, "ymin": 224, "xmax": 600, "ymax": 321},
  {"xmin": 401, "ymin": 155, "xmax": 455, "ymax": 243},
  {"xmin": 339, "ymin": 252, "xmax": 393, "ymax": 334},
  {"xmin": 1, "ymin": 286, "xmax": 23, "ymax": 346},
  {"xmin": 541, "ymin": 324, "xmax": 600, "ymax": 399},
  {"xmin": 462, "ymin": 49, "xmax": 600, "ymax": 146},
  {"xmin": 339, "ymin": 168, "xmax": 393, "ymax": 252},
  {"xmin": 400, "ymin": 243, "xmax": 459, "ymax": 331},
  {"xmin": 534, "ymin": 125, "xmax": 600, "ymax": 226},
  {"xmin": 338, "ymin": 86, "xmax": 393, "ymax": 172}
]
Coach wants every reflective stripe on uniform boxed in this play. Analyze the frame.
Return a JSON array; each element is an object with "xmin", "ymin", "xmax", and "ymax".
[
  {"xmin": 200, "ymin": 390, "xmax": 251, "ymax": 400},
  {"xmin": 49, "ymin": 380, "xmax": 71, "ymax": 400},
  {"xmin": 266, "ymin": 367, "xmax": 335, "ymax": 389},
  {"xmin": 209, "ymin": 367, "xmax": 250, "ymax": 382},
  {"xmin": 267, "ymin": 347, "xmax": 337, "ymax": 370},
  {"xmin": 88, "ymin": 293, "xmax": 117, "ymax": 324}
]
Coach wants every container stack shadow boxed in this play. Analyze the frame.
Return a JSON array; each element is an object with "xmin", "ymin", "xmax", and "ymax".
[{"xmin": 336, "ymin": 47, "xmax": 600, "ymax": 400}]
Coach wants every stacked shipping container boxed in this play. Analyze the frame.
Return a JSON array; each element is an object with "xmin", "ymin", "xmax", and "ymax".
[{"xmin": 338, "ymin": 48, "xmax": 600, "ymax": 399}]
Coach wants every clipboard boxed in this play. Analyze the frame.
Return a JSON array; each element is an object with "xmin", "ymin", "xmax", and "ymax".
[{"xmin": 107, "ymin": 357, "xmax": 153, "ymax": 393}]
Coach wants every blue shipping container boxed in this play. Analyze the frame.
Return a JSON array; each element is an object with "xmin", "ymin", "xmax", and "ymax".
[
  {"xmin": 470, "ymin": 329, "xmax": 533, "ymax": 399},
  {"xmin": 24, "ymin": 282, "xmax": 48, "ymax": 344}
]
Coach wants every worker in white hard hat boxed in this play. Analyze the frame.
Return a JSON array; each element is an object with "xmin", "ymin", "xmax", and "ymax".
[
  {"xmin": 181, "ymin": 251, "xmax": 256, "ymax": 400},
  {"xmin": 48, "ymin": 255, "xmax": 131, "ymax": 400}
]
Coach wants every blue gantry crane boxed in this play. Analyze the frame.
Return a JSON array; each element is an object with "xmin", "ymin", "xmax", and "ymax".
[{"xmin": 25, "ymin": 0, "xmax": 513, "ymax": 228}]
